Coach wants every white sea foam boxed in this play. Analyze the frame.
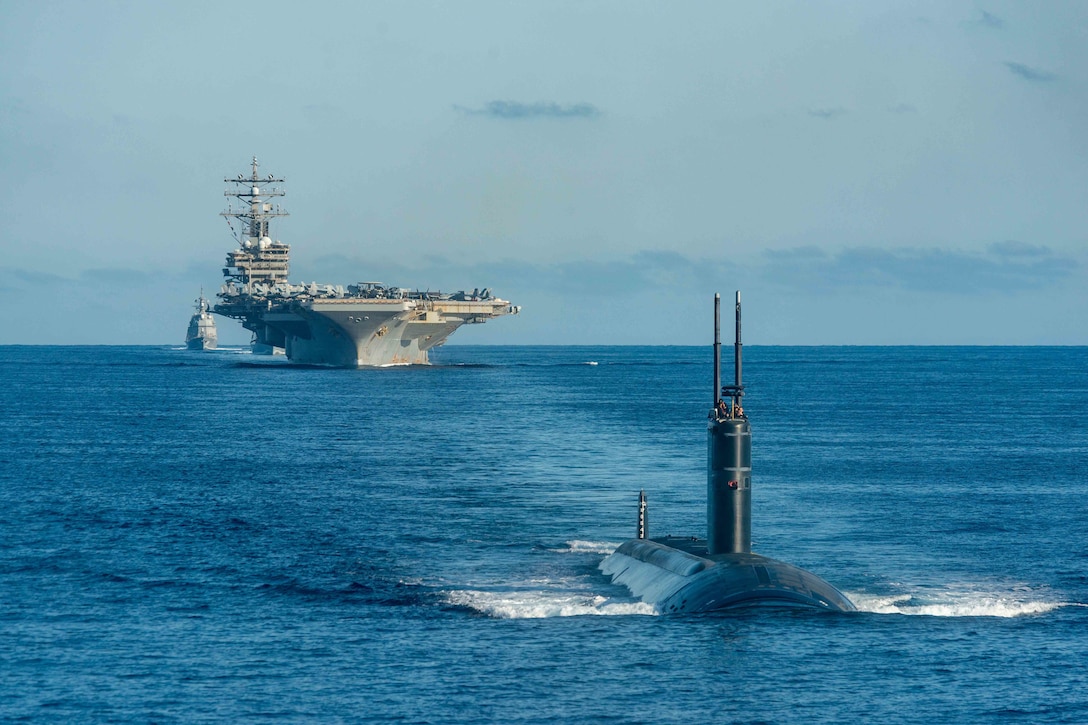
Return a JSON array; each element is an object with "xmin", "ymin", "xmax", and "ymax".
[
  {"xmin": 444, "ymin": 589, "xmax": 656, "ymax": 619},
  {"xmin": 849, "ymin": 586, "xmax": 1069, "ymax": 618},
  {"xmin": 584, "ymin": 361, "xmax": 599, "ymax": 366},
  {"xmin": 553, "ymin": 540, "xmax": 621, "ymax": 555}
]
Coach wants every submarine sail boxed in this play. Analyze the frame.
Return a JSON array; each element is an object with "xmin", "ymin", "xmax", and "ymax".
[{"xmin": 599, "ymin": 292, "xmax": 856, "ymax": 613}]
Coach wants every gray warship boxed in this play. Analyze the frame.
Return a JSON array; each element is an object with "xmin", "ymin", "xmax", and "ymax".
[
  {"xmin": 599, "ymin": 293, "xmax": 855, "ymax": 613},
  {"xmin": 213, "ymin": 158, "xmax": 519, "ymax": 366},
  {"xmin": 185, "ymin": 291, "xmax": 218, "ymax": 351}
]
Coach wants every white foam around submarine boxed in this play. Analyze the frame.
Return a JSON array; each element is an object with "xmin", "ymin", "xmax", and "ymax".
[
  {"xmin": 444, "ymin": 589, "xmax": 657, "ymax": 619},
  {"xmin": 848, "ymin": 586, "xmax": 1069, "ymax": 618},
  {"xmin": 556, "ymin": 540, "xmax": 623, "ymax": 555}
]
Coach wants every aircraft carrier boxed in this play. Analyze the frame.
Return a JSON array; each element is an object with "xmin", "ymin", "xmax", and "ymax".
[{"xmin": 213, "ymin": 158, "xmax": 519, "ymax": 366}]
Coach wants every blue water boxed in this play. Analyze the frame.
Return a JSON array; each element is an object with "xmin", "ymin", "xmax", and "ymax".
[{"xmin": 2, "ymin": 344, "xmax": 1086, "ymax": 723}]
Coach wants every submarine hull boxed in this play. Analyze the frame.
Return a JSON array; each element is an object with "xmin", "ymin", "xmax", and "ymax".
[{"xmin": 601, "ymin": 538, "xmax": 856, "ymax": 614}]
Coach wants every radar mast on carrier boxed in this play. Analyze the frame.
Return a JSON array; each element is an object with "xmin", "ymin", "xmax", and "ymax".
[{"xmin": 220, "ymin": 157, "xmax": 290, "ymax": 286}]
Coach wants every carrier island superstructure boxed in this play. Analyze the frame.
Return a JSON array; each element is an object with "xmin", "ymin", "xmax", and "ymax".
[{"xmin": 213, "ymin": 158, "xmax": 519, "ymax": 366}]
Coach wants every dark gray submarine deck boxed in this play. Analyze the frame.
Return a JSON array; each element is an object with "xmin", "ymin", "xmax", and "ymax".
[{"xmin": 600, "ymin": 537, "xmax": 856, "ymax": 613}]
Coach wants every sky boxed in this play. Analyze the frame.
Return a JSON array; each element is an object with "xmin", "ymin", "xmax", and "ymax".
[{"xmin": 1, "ymin": 0, "xmax": 1085, "ymax": 346}]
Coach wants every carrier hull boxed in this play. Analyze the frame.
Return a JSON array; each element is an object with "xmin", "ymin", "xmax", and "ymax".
[{"xmin": 219, "ymin": 296, "xmax": 514, "ymax": 366}]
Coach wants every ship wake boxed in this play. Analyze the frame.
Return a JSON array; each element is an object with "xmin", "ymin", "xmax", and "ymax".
[{"xmin": 849, "ymin": 583, "xmax": 1074, "ymax": 618}]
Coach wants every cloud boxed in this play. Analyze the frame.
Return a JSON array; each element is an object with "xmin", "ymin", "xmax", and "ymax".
[
  {"xmin": 988, "ymin": 240, "xmax": 1051, "ymax": 258},
  {"xmin": 3, "ymin": 266, "xmax": 201, "ymax": 292},
  {"xmin": 306, "ymin": 249, "xmax": 729, "ymax": 298},
  {"xmin": 302, "ymin": 247, "xmax": 754, "ymax": 304},
  {"xmin": 455, "ymin": 100, "xmax": 600, "ymax": 120},
  {"xmin": 1004, "ymin": 62, "xmax": 1057, "ymax": 82},
  {"xmin": 0, "ymin": 265, "xmax": 239, "ymax": 344},
  {"xmin": 10, "ymin": 268, "xmax": 68, "ymax": 285},
  {"xmin": 808, "ymin": 107, "xmax": 847, "ymax": 120},
  {"xmin": 301, "ymin": 242, "xmax": 1075, "ymax": 307},
  {"xmin": 81, "ymin": 267, "xmax": 148, "ymax": 284},
  {"xmin": 888, "ymin": 103, "xmax": 917, "ymax": 114},
  {"xmin": 763, "ymin": 246, "xmax": 825, "ymax": 262},
  {"xmin": 979, "ymin": 11, "xmax": 1004, "ymax": 29},
  {"xmin": 759, "ymin": 244, "xmax": 1075, "ymax": 294}
]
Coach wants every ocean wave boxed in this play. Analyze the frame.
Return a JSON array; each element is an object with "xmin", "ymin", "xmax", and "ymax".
[
  {"xmin": 506, "ymin": 360, "xmax": 700, "ymax": 369},
  {"xmin": 434, "ymin": 362, "xmax": 496, "ymax": 369}
]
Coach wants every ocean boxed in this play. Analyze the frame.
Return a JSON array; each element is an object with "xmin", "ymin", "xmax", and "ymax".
[{"xmin": 1, "ymin": 344, "xmax": 1086, "ymax": 723}]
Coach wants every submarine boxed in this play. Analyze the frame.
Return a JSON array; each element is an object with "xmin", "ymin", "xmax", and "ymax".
[{"xmin": 600, "ymin": 292, "xmax": 856, "ymax": 613}]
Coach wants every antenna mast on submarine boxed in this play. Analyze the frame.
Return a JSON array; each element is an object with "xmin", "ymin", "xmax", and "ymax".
[
  {"xmin": 718, "ymin": 291, "xmax": 743, "ymax": 415},
  {"xmin": 713, "ymin": 293, "xmax": 721, "ymax": 407},
  {"xmin": 734, "ymin": 291, "xmax": 743, "ymax": 414},
  {"xmin": 707, "ymin": 290, "xmax": 751, "ymax": 555}
]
